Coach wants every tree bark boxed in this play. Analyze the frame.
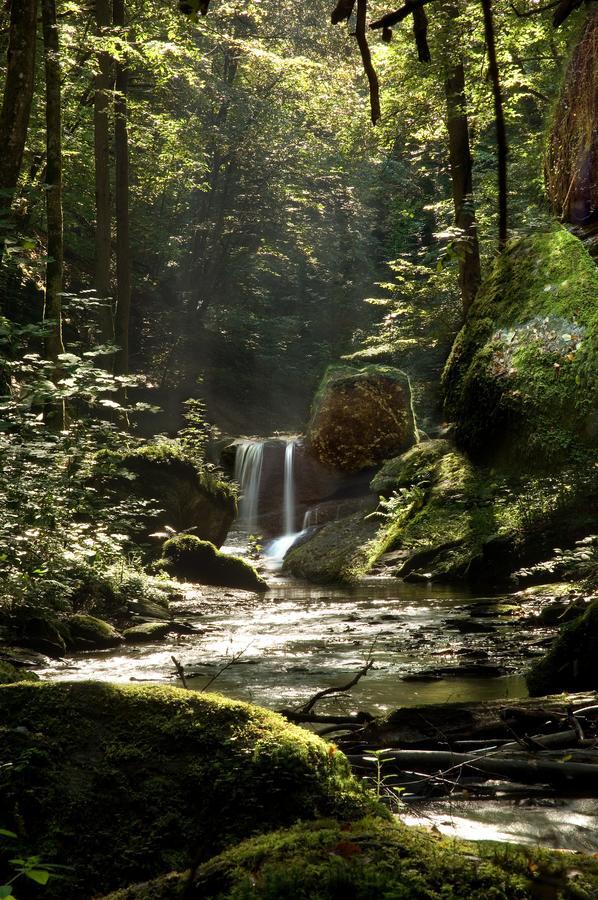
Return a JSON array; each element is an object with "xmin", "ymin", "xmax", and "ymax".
[
  {"xmin": 41, "ymin": 0, "xmax": 65, "ymax": 366},
  {"xmin": 444, "ymin": 61, "xmax": 482, "ymax": 314},
  {"xmin": 94, "ymin": 0, "xmax": 114, "ymax": 348},
  {"xmin": 0, "ymin": 0, "xmax": 38, "ymax": 249},
  {"xmin": 113, "ymin": 0, "xmax": 131, "ymax": 377}
]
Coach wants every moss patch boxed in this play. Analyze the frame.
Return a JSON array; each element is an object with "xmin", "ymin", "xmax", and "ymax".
[
  {"xmin": 160, "ymin": 535, "xmax": 268, "ymax": 592},
  {"xmin": 0, "ymin": 660, "xmax": 38, "ymax": 684},
  {"xmin": 0, "ymin": 682, "xmax": 372, "ymax": 898},
  {"xmin": 307, "ymin": 364, "xmax": 417, "ymax": 473},
  {"xmin": 527, "ymin": 598, "xmax": 598, "ymax": 695},
  {"xmin": 104, "ymin": 817, "xmax": 598, "ymax": 899},
  {"xmin": 67, "ymin": 613, "xmax": 124, "ymax": 649},
  {"xmin": 443, "ymin": 228, "xmax": 598, "ymax": 467}
]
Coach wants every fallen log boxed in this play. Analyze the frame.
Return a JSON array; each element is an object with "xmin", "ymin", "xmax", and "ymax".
[{"xmin": 346, "ymin": 748, "xmax": 598, "ymax": 789}]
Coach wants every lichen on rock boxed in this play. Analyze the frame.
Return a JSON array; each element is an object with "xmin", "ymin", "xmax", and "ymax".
[{"xmin": 307, "ymin": 364, "xmax": 417, "ymax": 473}]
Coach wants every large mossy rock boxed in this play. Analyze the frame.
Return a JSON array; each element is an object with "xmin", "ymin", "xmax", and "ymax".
[
  {"xmin": 0, "ymin": 682, "xmax": 371, "ymax": 899},
  {"xmin": 160, "ymin": 535, "xmax": 268, "ymax": 592},
  {"xmin": 443, "ymin": 228, "xmax": 598, "ymax": 467},
  {"xmin": 307, "ymin": 365, "xmax": 417, "ymax": 473},
  {"xmin": 103, "ymin": 816, "xmax": 598, "ymax": 899},
  {"xmin": 97, "ymin": 442, "xmax": 237, "ymax": 549},
  {"xmin": 527, "ymin": 599, "xmax": 598, "ymax": 696}
]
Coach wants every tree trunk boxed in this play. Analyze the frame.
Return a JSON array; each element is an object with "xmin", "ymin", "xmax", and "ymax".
[
  {"xmin": 113, "ymin": 0, "xmax": 131, "ymax": 377},
  {"xmin": 0, "ymin": 0, "xmax": 38, "ymax": 250},
  {"xmin": 94, "ymin": 0, "xmax": 114, "ymax": 349},
  {"xmin": 480, "ymin": 0, "xmax": 508, "ymax": 247},
  {"xmin": 41, "ymin": 0, "xmax": 65, "ymax": 366},
  {"xmin": 444, "ymin": 62, "xmax": 482, "ymax": 315}
]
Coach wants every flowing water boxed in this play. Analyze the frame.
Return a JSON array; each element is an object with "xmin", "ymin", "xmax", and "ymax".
[{"xmin": 37, "ymin": 443, "xmax": 597, "ymax": 851}]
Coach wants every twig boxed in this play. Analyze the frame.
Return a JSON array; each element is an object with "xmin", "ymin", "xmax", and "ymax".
[
  {"xmin": 297, "ymin": 639, "xmax": 379, "ymax": 715},
  {"xmin": 171, "ymin": 655, "xmax": 188, "ymax": 690},
  {"xmin": 200, "ymin": 642, "xmax": 253, "ymax": 693}
]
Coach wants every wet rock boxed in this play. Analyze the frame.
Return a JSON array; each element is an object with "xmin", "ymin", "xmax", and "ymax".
[
  {"xmin": 68, "ymin": 614, "xmax": 124, "ymax": 650},
  {"xmin": 18, "ymin": 615, "xmax": 67, "ymax": 658},
  {"xmin": 123, "ymin": 622, "xmax": 173, "ymax": 643},
  {"xmin": 0, "ymin": 661, "xmax": 39, "ymax": 684}
]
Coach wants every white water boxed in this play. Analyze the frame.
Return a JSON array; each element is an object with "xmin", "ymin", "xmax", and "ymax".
[
  {"xmin": 234, "ymin": 441, "xmax": 264, "ymax": 533},
  {"xmin": 283, "ymin": 439, "xmax": 296, "ymax": 536},
  {"xmin": 266, "ymin": 438, "xmax": 303, "ymax": 566}
]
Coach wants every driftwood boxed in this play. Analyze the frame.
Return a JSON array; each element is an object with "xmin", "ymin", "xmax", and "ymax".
[{"xmin": 347, "ymin": 748, "xmax": 598, "ymax": 790}]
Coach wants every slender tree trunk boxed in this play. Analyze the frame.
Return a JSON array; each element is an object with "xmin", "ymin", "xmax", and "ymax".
[
  {"xmin": 41, "ymin": 0, "xmax": 65, "ymax": 367},
  {"xmin": 113, "ymin": 0, "xmax": 131, "ymax": 377},
  {"xmin": 444, "ymin": 61, "xmax": 482, "ymax": 315},
  {"xmin": 480, "ymin": 0, "xmax": 508, "ymax": 247},
  {"xmin": 0, "ymin": 0, "xmax": 38, "ymax": 252},
  {"xmin": 94, "ymin": 0, "xmax": 114, "ymax": 348}
]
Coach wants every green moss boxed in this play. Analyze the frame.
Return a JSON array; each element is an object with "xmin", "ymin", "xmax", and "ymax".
[
  {"xmin": 67, "ymin": 613, "xmax": 124, "ymax": 649},
  {"xmin": 527, "ymin": 598, "xmax": 598, "ymax": 696},
  {"xmin": 104, "ymin": 817, "xmax": 598, "ymax": 899},
  {"xmin": 443, "ymin": 228, "xmax": 598, "ymax": 466},
  {"xmin": 0, "ymin": 682, "xmax": 373, "ymax": 898},
  {"xmin": 0, "ymin": 660, "xmax": 38, "ymax": 684},
  {"xmin": 370, "ymin": 439, "xmax": 452, "ymax": 497},
  {"xmin": 160, "ymin": 535, "xmax": 268, "ymax": 592}
]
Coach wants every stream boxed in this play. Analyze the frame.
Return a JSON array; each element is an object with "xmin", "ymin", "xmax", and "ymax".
[{"xmin": 39, "ymin": 549, "xmax": 598, "ymax": 852}]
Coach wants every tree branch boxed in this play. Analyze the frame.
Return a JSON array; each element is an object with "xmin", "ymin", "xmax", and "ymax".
[
  {"xmin": 355, "ymin": 0, "xmax": 381, "ymax": 124},
  {"xmin": 370, "ymin": 0, "xmax": 436, "ymax": 30},
  {"xmin": 331, "ymin": 0, "xmax": 357, "ymax": 24}
]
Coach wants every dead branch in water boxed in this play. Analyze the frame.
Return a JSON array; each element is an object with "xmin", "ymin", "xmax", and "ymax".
[{"xmin": 171, "ymin": 655, "xmax": 188, "ymax": 689}]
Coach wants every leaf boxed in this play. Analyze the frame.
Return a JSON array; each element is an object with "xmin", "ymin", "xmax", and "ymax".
[
  {"xmin": 0, "ymin": 830, "xmax": 17, "ymax": 839},
  {"xmin": 25, "ymin": 869, "xmax": 51, "ymax": 885},
  {"xmin": 0, "ymin": 886, "xmax": 16, "ymax": 900}
]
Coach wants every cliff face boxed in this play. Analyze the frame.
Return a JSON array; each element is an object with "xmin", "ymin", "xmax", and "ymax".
[{"xmin": 545, "ymin": 8, "xmax": 597, "ymax": 229}]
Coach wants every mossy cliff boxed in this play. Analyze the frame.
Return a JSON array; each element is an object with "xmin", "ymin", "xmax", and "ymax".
[
  {"xmin": 288, "ymin": 229, "xmax": 597, "ymax": 585},
  {"xmin": 443, "ymin": 228, "xmax": 598, "ymax": 467},
  {"xmin": 97, "ymin": 441, "xmax": 237, "ymax": 550},
  {"xmin": 104, "ymin": 816, "xmax": 598, "ymax": 899},
  {"xmin": 0, "ymin": 682, "xmax": 371, "ymax": 898},
  {"xmin": 527, "ymin": 597, "xmax": 598, "ymax": 696}
]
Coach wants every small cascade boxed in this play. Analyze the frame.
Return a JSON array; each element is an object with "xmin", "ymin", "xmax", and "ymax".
[
  {"xmin": 234, "ymin": 441, "xmax": 264, "ymax": 533},
  {"xmin": 283, "ymin": 439, "xmax": 296, "ymax": 536},
  {"xmin": 266, "ymin": 437, "xmax": 303, "ymax": 567}
]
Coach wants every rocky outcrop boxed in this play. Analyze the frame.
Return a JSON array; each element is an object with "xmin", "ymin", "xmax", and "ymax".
[
  {"xmin": 527, "ymin": 598, "xmax": 598, "ymax": 696},
  {"xmin": 160, "ymin": 535, "xmax": 268, "ymax": 592},
  {"xmin": 545, "ymin": 8, "xmax": 597, "ymax": 229},
  {"xmin": 307, "ymin": 365, "xmax": 417, "ymax": 473},
  {"xmin": 443, "ymin": 228, "xmax": 598, "ymax": 467},
  {"xmin": 97, "ymin": 442, "xmax": 237, "ymax": 550},
  {"xmin": 0, "ymin": 682, "xmax": 370, "ymax": 898}
]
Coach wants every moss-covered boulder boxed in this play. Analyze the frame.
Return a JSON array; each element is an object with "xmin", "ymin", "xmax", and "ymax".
[
  {"xmin": 0, "ymin": 682, "xmax": 371, "ymax": 898},
  {"xmin": 103, "ymin": 816, "xmax": 598, "ymax": 899},
  {"xmin": 160, "ymin": 535, "xmax": 268, "ymax": 592},
  {"xmin": 283, "ymin": 511, "xmax": 381, "ymax": 583},
  {"xmin": 443, "ymin": 228, "xmax": 598, "ymax": 467},
  {"xmin": 0, "ymin": 660, "xmax": 38, "ymax": 684},
  {"xmin": 123, "ymin": 621, "xmax": 172, "ymax": 643},
  {"xmin": 97, "ymin": 442, "xmax": 237, "ymax": 550},
  {"xmin": 370, "ymin": 439, "xmax": 452, "ymax": 497},
  {"xmin": 67, "ymin": 613, "xmax": 124, "ymax": 650},
  {"xmin": 527, "ymin": 598, "xmax": 598, "ymax": 696},
  {"xmin": 307, "ymin": 365, "xmax": 417, "ymax": 473}
]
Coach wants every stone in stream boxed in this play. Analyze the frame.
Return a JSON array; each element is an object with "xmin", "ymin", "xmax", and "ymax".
[
  {"xmin": 123, "ymin": 622, "xmax": 173, "ymax": 643},
  {"xmin": 159, "ymin": 535, "xmax": 268, "ymax": 592}
]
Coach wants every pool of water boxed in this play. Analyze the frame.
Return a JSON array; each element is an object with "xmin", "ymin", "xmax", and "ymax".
[{"xmin": 40, "ymin": 575, "xmax": 534, "ymax": 716}]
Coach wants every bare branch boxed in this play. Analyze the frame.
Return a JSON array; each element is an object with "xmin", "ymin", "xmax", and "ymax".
[
  {"xmin": 355, "ymin": 0, "xmax": 381, "ymax": 124},
  {"xmin": 171, "ymin": 655, "xmax": 188, "ymax": 689},
  {"xmin": 370, "ymin": 0, "xmax": 435, "ymax": 30},
  {"xmin": 509, "ymin": 0, "xmax": 560, "ymax": 18}
]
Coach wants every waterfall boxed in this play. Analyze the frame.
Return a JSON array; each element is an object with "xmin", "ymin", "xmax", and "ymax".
[
  {"xmin": 283, "ymin": 439, "xmax": 296, "ymax": 536},
  {"xmin": 234, "ymin": 441, "xmax": 264, "ymax": 533}
]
